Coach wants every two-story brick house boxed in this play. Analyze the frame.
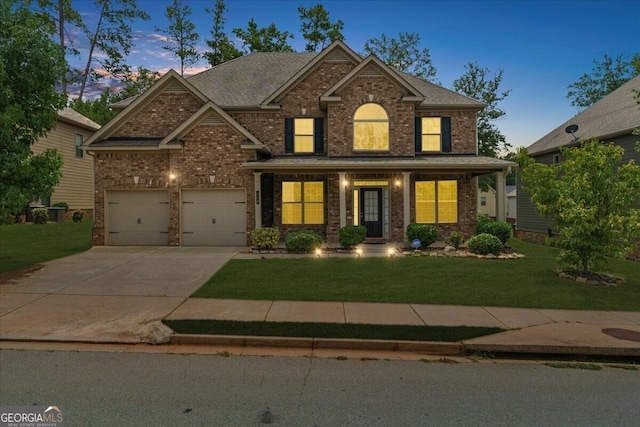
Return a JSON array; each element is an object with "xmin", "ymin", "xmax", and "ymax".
[{"xmin": 84, "ymin": 41, "xmax": 516, "ymax": 246}]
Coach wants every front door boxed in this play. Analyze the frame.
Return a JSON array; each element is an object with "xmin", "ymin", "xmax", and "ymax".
[{"xmin": 360, "ymin": 188, "xmax": 383, "ymax": 238}]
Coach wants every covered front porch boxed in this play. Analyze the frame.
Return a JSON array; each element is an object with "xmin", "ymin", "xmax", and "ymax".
[{"xmin": 243, "ymin": 156, "xmax": 516, "ymax": 244}]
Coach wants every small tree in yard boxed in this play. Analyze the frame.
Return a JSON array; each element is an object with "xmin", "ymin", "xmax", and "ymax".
[{"xmin": 518, "ymin": 140, "xmax": 640, "ymax": 274}]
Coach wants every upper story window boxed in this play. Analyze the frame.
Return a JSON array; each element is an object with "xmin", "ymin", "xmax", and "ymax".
[
  {"xmin": 353, "ymin": 103, "xmax": 389, "ymax": 151},
  {"xmin": 75, "ymin": 133, "xmax": 84, "ymax": 158},
  {"xmin": 285, "ymin": 118, "xmax": 323, "ymax": 154},
  {"xmin": 415, "ymin": 117, "xmax": 451, "ymax": 153}
]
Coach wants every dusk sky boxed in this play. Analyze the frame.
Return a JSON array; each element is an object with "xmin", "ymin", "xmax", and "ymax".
[{"xmin": 66, "ymin": 0, "xmax": 640, "ymax": 150}]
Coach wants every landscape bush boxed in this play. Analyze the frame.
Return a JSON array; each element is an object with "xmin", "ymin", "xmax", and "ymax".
[
  {"xmin": 444, "ymin": 231, "xmax": 464, "ymax": 249},
  {"xmin": 72, "ymin": 210, "xmax": 84, "ymax": 223},
  {"xmin": 52, "ymin": 201, "xmax": 69, "ymax": 209},
  {"xmin": 250, "ymin": 227, "xmax": 281, "ymax": 250},
  {"xmin": 406, "ymin": 223, "xmax": 438, "ymax": 248},
  {"xmin": 285, "ymin": 230, "xmax": 323, "ymax": 253},
  {"xmin": 31, "ymin": 208, "xmax": 49, "ymax": 224},
  {"xmin": 476, "ymin": 220, "xmax": 512, "ymax": 245},
  {"xmin": 467, "ymin": 233, "xmax": 503, "ymax": 256},
  {"xmin": 338, "ymin": 225, "xmax": 367, "ymax": 248}
]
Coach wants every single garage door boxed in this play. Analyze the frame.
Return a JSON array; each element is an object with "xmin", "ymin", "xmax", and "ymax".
[
  {"xmin": 182, "ymin": 190, "xmax": 246, "ymax": 246},
  {"xmin": 106, "ymin": 191, "xmax": 170, "ymax": 245}
]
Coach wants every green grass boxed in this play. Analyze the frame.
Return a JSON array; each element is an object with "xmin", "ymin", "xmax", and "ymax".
[
  {"xmin": 192, "ymin": 239, "xmax": 640, "ymax": 311},
  {"xmin": 0, "ymin": 221, "xmax": 93, "ymax": 273},
  {"xmin": 163, "ymin": 319, "xmax": 503, "ymax": 342}
]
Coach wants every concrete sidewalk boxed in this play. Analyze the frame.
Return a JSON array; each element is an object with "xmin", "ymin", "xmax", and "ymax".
[{"xmin": 1, "ymin": 247, "xmax": 639, "ymax": 357}]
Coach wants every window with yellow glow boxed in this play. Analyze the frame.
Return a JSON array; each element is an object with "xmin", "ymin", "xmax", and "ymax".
[
  {"xmin": 294, "ymin": 118, "xmax": 314, "ymax": 153},
  {"xmin": 421, "ymin": 117, "xmax": 441, "ymax": 151},
  {"xmin": 354, "ymin": 103, "xmax": 389, "ymax": 150},
  {"xmin": 282, "ymin": 182, "xmax": 324, "ymax": 224},
  {"xmin": 415, "ymin": 180, "xmax": 457, "ymax": 224}
]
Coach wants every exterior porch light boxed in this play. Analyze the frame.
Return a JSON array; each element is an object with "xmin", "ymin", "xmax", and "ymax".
[
  {"xmin": 169, "ymin": 172, "xmax": 176, "ymax": 181},
  {"xmin": 394, "ymin": 179, "xmax": 401, "ymax": 187},
  {"xmin": 342, "ymin": 178, "xmax": 349, "ymax": 188}
]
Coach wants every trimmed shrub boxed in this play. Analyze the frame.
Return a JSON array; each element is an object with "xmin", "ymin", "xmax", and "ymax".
[
  {"xmin": 52, "ymin": 201, "xmax": 69, "ymax": 209},
  {"xmin": 444, "ymin": 231, "xmax": 464, "ymax": 249},
  {"xmin": 72, "ymin": 210, "xmax": 84, "ymax": 223},
  {"xmin": 467, "ymin": 233, "xmax": 503, "ymax": 256},
  {"xmin": 285, "ymin": 230, "xmax": 323, "ymax": 253},
  {"xmin": 250, "ymin": 227, "xmax": 280, "ymax": 250},
  {"xmin": 31, "ymin": 208, "xmax": 49, "ymax": 224},
  {"xmin": 476, "ymin": 219, "xmax": 512, "ymax": 244},
  {"xmin": 406, "ymin": 223, "xmax": 438, "ymax": 247},
  {"xmin": 339, "ymin": 225, "xmax": 367, "ymax": 248}
]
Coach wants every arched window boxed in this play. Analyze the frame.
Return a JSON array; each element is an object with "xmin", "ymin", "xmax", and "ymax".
[{"xmin": 353, "ymin": 103, "xmax": 389, "ymax": 150}]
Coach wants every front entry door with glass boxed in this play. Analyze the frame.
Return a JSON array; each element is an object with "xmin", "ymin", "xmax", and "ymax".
[{"xmin": 360, "ymin": 188, "xmax": 383, "ymax": 238}]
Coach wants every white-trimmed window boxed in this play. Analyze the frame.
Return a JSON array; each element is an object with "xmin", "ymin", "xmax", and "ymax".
[
  {"xmin": 353, "ymin": 103, "xmax": 389, "ymax": 150},
  {"xmin": 282, "ymin": 181, "xmax": 324, "ymax": 224},
  {"xmin": 415, "ymin": 180, "xmax": 458, "ymax": 224},
  {"xmin": 75, "ymin": 133, "xmax": 84, "ymax": 158}
]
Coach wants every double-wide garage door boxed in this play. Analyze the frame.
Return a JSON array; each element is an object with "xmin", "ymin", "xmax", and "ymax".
[{"xmin": 106, "ymin": 190, "xmax": 246, "ymax": 246}]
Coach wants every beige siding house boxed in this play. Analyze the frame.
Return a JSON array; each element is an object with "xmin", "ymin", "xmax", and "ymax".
[{"xmin": 31, "ymin": 107, "xmax": 100, "ymax": 216}]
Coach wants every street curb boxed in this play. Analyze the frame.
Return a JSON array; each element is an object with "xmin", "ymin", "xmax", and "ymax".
[
  {"xmin": 169, "ymin": 334, "xmax": 465, "ymax": 356},
  {"xmin": 463, "ymin": 343, "xmax": 640, "ymax": 357}
]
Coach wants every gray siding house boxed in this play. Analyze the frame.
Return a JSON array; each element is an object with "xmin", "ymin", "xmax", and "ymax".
[{"xmin": 517, "ymin": 75, "xmax": 639, "ymax": 243}]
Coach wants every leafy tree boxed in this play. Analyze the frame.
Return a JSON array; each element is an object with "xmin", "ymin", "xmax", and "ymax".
[
  {"xmin": 453, "ymin": 62, "xmax": 512, "ymax": 191},
  {"xmin": 518, "ymin": 141, "xmax": 640, "ymax": 273},
  {"xmin": 362, "ymin": 32, "xmax": 437, "ymax": 81},
  {"xmin": 155, "ymin": 0, "xmax": 199, "ymax": 76},
  {"xmin": 298, "ymin": 3, "xmax": 344, "ymax": 52},
  {"xmin": 203, "ymin": 0, "xmax": 242, "ymax": 66},
  {"xmin": 70, "ymin": 66, "xmax": 160, "ymax": 125},
  {"xmin": 232, "ymin": 18, "xmax": 294, "ymax": 53},
  {"xmin": 567, "ymin": 53, "xmax": 640, "ymax": 109},
  {"xmin": 0, "ymin": 1, "xmax": 66, "ymax": 222},
  {"xmin": 77, "ymin": 0, "xmax": 150, "ymax": 100}
]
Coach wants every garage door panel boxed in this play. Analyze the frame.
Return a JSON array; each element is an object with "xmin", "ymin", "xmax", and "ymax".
[
  {"xmin": 107, "ymin": 191, "xmax": 169, "ymax": 246},
  {"xmin": 182, "ymin": 190, "xmax": 246, "ymax": 246}
]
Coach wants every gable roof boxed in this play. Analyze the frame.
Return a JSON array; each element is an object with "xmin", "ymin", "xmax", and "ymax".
[
  {"xmin": 527, "ymin": 75, "xmax": 640, "ymax": 155},
  {"xmin": 58, "ymin": 107, "xmax": 100, "ymax": 131},
  {"xmin": 320, "ymin": 55, "xmax": 424, "ymax": 106},
  {"xmin": 84, "ymin": 70, "xmax": 208, "ymax": 147},
  {"xmin": 160, "ymin": 102, "xmax": 270, "ymax": 154}
]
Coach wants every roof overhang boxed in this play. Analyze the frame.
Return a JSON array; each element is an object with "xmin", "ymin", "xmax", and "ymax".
[{"xmin": 242, "ymin": 156, "xmax": 517, "ymax": 173}]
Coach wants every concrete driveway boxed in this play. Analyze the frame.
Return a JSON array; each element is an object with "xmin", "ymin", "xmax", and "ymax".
[{"xmin": 0, "ymin": 247, "xmax": 240, "ymax": 344}]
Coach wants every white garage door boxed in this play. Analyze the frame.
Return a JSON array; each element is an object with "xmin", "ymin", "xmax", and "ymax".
[
  {"xmin": 106, "ymin": 191, "xmax": 170, "ymax": 245},
  {"xmin": 182, "ymin": 190, "xmax": 246, "ymax": 246}
]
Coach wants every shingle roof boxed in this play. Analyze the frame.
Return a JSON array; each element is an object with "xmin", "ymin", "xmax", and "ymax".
[
  {"xmin": 186, "ymin": 53, "xmax": 317, "ymax": 107},
  {"xmin": 184, "ymin": 50, "xmax": 484, "ymax": 109},
  {"xmin": 527, "ymin": 75, "xmax": 640, "ymax": 155},
  {"xmin": 58, "ymin": 107, "xmax": 101, "ymax": 130}
]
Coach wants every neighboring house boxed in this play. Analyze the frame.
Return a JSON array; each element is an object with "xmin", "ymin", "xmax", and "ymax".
[
  {"xmin": 31, "ymin": 107, "xmax": 100, "ymax": 218},
  {"xmin": 84, "ymin": 41, "xmax": 516, "ymax": 246},
  {"xmin": 517, "ymin": 75, "xmax": 639, "ymax": 243},
  {"xmin": 477, "ymin": 187, "xmax": 496, "ymax": 218}
]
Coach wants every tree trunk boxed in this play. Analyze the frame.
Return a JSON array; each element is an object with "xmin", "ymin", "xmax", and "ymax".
[{"xmin": 78, "ymin": 1, "xmax": 106, "ymax": 100}]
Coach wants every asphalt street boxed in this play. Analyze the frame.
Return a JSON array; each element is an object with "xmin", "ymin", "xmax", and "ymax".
[{"xmin": 1, "ymin": 349, "xmax": 639, "ymax": 426}]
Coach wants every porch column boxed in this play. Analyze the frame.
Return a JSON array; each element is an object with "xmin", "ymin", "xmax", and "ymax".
[
  {"xmin": 495, "ymin": 171, "xmax": 506, "ymax": 222},
  {"xmin": 402, "ymin": 172, "xmax": 412, "ymax": 242},
  {"xmin": 253, "ymin": 172, "xmax": 262, "ymax": 229},
  {"xmin": 338, "ymin": 172, "xmax": 346, "ymax": 228}
]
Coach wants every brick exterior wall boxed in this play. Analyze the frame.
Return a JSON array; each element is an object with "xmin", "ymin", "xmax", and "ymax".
[{"xmin": 92, "ymin": 53, "xmax": 484, "ymax": 247}]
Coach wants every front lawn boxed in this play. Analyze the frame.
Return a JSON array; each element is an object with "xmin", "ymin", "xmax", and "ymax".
[
  {"xmin": 0, "ymin": 221, "xmax": 93, "ymax": 273},
  {"xmin": 193, "ymin": 239, "xmax": 640, "ymax": 311}
]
